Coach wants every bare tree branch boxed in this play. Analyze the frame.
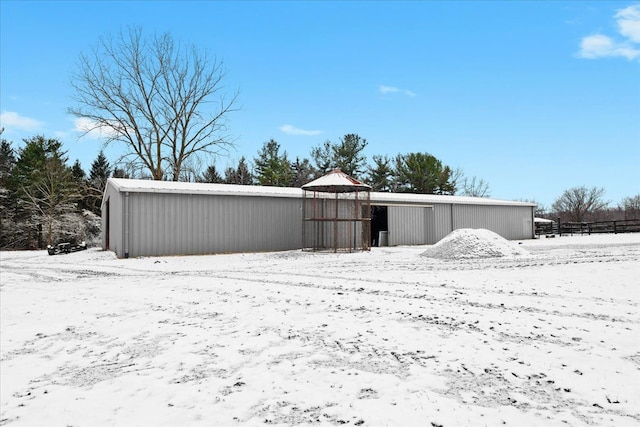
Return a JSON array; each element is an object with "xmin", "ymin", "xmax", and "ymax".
[{"xmin": 69, "ymin": 26, "xmax": 238, "ymax": 181}]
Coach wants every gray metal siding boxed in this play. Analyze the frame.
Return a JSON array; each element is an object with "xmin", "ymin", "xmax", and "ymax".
[
  {"xmin": 124, "ymin": 192, "xmax": 302, "ymax": 257},
  {"xmin": 102, "ymin": 179, "xmax": 535, "ymax": 257},
  {"xmin": 386, "ymin": 203, "xmax": 534, "ymax": 247},
  {"xmin": 451, "ymin": 204, "xmax": 533, "ymax": 240},
  {"xmin": 101, "ymin": 186, "xmax": 124, "ymax": 256},
  {"xmin": 429, "ymin": 204, "xmax": 454, "ymax": 244},
  {"xmin": 388, "ymin": 206, "xmax": 430, "ymax": 246}
]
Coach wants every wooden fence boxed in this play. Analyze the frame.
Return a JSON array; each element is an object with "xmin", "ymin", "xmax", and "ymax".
[{"xmin": 535, "ymin": 219, "xmax": 640, "ymax": 236}]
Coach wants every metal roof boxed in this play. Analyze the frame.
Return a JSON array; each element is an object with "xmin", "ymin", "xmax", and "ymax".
[
  {"xmin": 105, "ymin": 178, "xmax": 536, "ymax": 207},
  {"xmin": 106, "ymin": 178, "xmax": 302, "ymax": 199},
  {"xmin": 302, "ymin": 169, "xmax": 371, "ymax": 193}
]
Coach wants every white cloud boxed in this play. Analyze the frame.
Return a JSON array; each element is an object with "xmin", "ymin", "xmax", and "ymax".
[
  {"xmin": 74, "ymin": 117, "xmax": 119, "ymax": 140},
  {"xmin": 577, "ymin": 4, "xmax": 640, "ymax": 60},
  {"xmin": 578, "ymin": 34, "xmax": 640, "ymax": 60},
  {"xmin": 616, "ymin": 4, "xmax": 640, "ymax": 43},
  {"xmin": 279, "ymin": 124, "xmax": 322, "ymax": 136},
  {"xmin": 379, "ymin": 85, "xmax": 416, "ymax": 97},
  {"xmin": 0, "ymin": 111, "xmax": 43, "ymax": 131},
  {"xmin": 379, "ymin": 85, "xmax": 400, "ymax": 94}
]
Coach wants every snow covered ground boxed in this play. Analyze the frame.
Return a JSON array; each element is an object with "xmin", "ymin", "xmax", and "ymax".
[{"xmin": 1, "ymin": 232, "xmax": 639, "ymax": 427}]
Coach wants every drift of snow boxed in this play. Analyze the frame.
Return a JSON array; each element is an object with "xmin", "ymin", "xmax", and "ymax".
[{"xmin": 422, "ymin": 228, "xmax": 530, "ymax": 259}]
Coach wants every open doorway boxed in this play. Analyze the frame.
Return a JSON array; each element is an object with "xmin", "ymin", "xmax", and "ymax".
[
  {"xmin": 105, "ymin": 199, "xmax": 110, "ymax": 250},
  {"xmin": 371, "ymin": 206, "xmax": 388, "ymax": 246}
]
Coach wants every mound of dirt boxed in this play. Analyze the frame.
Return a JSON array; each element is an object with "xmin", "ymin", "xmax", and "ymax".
[{"xmin": 421, "ymin": 228, "xmax": 530, "ymax": 260}]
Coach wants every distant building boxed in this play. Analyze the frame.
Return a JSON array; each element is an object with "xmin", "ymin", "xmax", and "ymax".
[{"xmin": 101, "ymin": 176, "xmax": 535, "ymax": 258}]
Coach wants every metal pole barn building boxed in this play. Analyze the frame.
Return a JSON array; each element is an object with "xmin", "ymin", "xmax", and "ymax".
[{"xmin": 101, "ymin": 177, "xmax": 535, "ymax": 258}]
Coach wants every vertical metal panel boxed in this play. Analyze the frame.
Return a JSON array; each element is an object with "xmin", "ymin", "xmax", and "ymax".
[
  {"xmin": 101, "ymin": 184, "xmax": 124, "ymax": 257},
  {"xmin": 126, "ymin": 192, "xmax": 303, "ymax": 257},
  {"xmin": 451, "ymin": 204, "xmax": 533, "ymax": 240},
  {"xmin": 104, "ymin": 181, "xmax": 534, "ymax": 257},
  {"xmin": 388, "ymin": 206, "xmax": 429, "ymax": 246},
  {"xmin": 387, "ymin": 203, "xmax": 534, "ymax": 246},
  {"xmin": 429, "ymin": 204, "xmax": 453, "ymax": 244}
]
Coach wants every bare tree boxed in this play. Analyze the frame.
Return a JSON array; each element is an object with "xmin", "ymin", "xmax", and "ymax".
[
  {"xmin": 21, "ymin": 155, "xmax": 80, "ymax": 245},
  {"xmin": 619, "ymin": 194, "xmax": 640, "ymax": 219},
  {"xmin": 69, "ymin": 26, "xmax": 238, "ymax": 181},
  {"xmin": 459, "ymin": 175, "xmax": 491, "ymax": 198},
  {"xmin": 552, "ymin": 186, "xmax": 608, "ymax": 222}
]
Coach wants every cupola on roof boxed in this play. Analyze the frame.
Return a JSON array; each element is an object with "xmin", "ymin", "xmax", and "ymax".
[{"xmin": 301, "ymin": 169, "xmax": 371, "ymax": 193}]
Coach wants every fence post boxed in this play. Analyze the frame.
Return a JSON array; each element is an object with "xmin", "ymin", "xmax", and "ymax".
[
  {"xmin": 614, "ymin": 221, "xmax": 617, "ymax": 234},
  {"xmin": 558, "ymin": 218, "xmax": 562, "ymax": 237}
]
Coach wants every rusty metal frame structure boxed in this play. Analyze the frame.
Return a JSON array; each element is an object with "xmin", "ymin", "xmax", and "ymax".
[{"xmin": 302, "ymin": 186, "xmax": 371, "ymax": 253}]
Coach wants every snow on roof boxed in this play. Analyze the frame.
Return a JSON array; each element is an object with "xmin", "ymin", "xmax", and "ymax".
[
  {"xmin": 106, "ymin": 178, "xmax": 303, "ymax": 199},
  {"xmin": 534, "ymin": 217, "xmax": 554, "ymax": 223},
  {"xmin": 302, "ymin": 169, "xmax": 371, "ymax": 193},
  {"xmin": 105, "ymin": 178, "xmax": 536, "ymax": 207},
  {"xmin": 370, "ymin": 191, "xmax": 535, "ymax": 207}
]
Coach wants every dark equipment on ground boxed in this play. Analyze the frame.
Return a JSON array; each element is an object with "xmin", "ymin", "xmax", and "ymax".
[{"xmin": 47, "ymin": 241, "xmax": 87, "ymax": 256}]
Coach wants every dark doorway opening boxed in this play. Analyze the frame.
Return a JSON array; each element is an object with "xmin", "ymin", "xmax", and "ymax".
[
  {"xmin": 105, "ymin": 199, "xmax": 110, "ymax": 249},
  {"xmin": 371, "ymin": 206, "xmax": 388, "ymax": 246}
]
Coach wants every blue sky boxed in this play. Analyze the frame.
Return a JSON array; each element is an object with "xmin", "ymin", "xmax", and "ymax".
[{"xmin": 1, "ymin": 1, "xmax": 639, "ymax": 209}]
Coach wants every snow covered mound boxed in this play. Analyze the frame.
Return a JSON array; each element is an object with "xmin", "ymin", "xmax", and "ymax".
[{"xmin": 421, "ymin": 228, "xmax": 530, "ymax": 260}]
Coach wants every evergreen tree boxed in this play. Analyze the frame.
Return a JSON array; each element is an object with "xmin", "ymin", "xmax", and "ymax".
[
  {"xmin": 366, "ymin": 155, "xmax": 394, "ymax": 192},
  {"xmin": 12, "ymin": 136, "xmax": 80, "ymax": 247},
  {"xmin": 71, "ymin": 159, "xmax": 86, "ymax": 182},
  {"xmin": 223, "ymin": 166, "xmax": 236, "ymax": 184},
  {"xmin": 332, "ymin": 133, "xmax": 368, "ymax": 179},
  {"xmin": 290, "ymin": 157, "xmax": 315, "ymax": 187},
  {"xmin": 90, "ymin": 151, "xmax": 111, "ymax": 187},
  {"xmin": 0, "ymin": 138, "xmax": 16, "ymax": 187},
  {"xmin": 394, "ymin": 152, "xmax": 456, "ymax": 195},
  {"xmin": 310, "ymin": 134, "xmax": 368, "ymax": 179},
  {"xmin": 437, "ymin": 165, "xmax": 456, "ymax": 195},
  {"xmin": 10, "ymin": 136, "xmax": 64, "ymax": 245},
  {"xmin": 197, "ymin": 164, "xmax": 224, "ymax": 183},
  {"xmin": 24, "ymin": 155, "xmax": 80, "ymax": 245},
  {"xmin": 11, "ymin": 136, "xmax": 62, "ymax": 189},
  {"xmin": 71, "ymin": 159, "xmax": 90, "ymax": 212},
  {"xmin": 253, "ymin": 139, "xmax": 292, "ymax": 187},
  {"xmin": 224, "ymin": 157, "xmax": 252, "ymax": 185},
  {"xmin": 0, "ymin": 136, "xmax": 17, "ymax": 249},
  {"xmin": 112, "ymin": 168, "xmax": 129, "ymax": 179},
  {"xmin": 310, "ymin": 140, "xmax": 334, "ymax": 179},
  {"xmin": 86, "ymin": 151, "xmax": 112, "ymax": 214}
]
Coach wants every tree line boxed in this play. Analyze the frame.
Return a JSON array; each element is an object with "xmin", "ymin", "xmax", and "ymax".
[
  {"xmin": 0, "ymin": 133, "xmax": 109, "ymax": 249},
  {"xmin": 0, "ymin": 129, "xmax": 486, "ymax": 250},
  {"xmin": 2, "ymin": 129, "xmax": 638, "ymax": 251},
  {"xmin": 196, "ymin": 134, "xmax": 484, "ymax": 197}
]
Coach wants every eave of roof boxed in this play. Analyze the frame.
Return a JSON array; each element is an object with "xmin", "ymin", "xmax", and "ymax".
[
  {"xmin": 106, "ymin": 178, "xmax": 303, "ymax": 199},
  {"xmin": 105, "ymin": 178, "xmax": 536, "ymax": 207}
]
